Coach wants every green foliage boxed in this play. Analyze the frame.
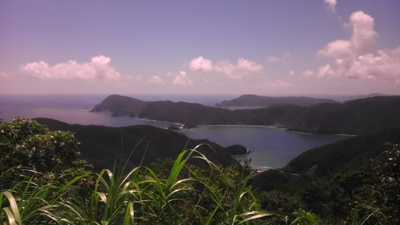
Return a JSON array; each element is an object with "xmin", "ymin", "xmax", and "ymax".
[
  {"xmin": 0, "ymin": 118, "xmax": 90, "ymax": 190},
  {"xmin": 3, "ymin": 117, "xmax": 397, "ymax": 224},
  {"xmin": 256, "ymin": 143, "xmax": 400, "ymax": 224},
  {"xmin": 1, "ymin": 118, "xmax": 287, "ymax": 224}
]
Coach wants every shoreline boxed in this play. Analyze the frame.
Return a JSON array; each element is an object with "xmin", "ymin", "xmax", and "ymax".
[
  {"xmin": 197, "ymin": 124, "xmax": 287, "ymax": 130},
  {"xmin": 90, "ymin": 111, "xmax": 357, "ymax": 136}
]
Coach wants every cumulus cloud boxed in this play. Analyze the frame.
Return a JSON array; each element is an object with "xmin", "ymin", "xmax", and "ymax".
[
  {"xmin": 288, "ymin": 70, "xmax": 296, "ymax": 76},
  {"xmin": 324, "ymin": 0, "xmax": 337, "ymax": 12},
  {"xmin": 149, "ymin": 76, "xmax": 165, "ymax": 84},
  {"xmin": 263, "ymin": 79, "xmax": 292, "ymax": 87},
  {"xmin": 173, "ymin": 71, "xmax": 193, "ymax": 85},
  {"xmin": 317, "ymin": 64, "xmax": 336, "ymax": 78},
  {"xmin": 317, "ymin": 40, "xmax": 353, "ymax": 58},
  {"xmin": 189, "ymin": 56, "xmax": 213, "ymax": 72},
  {"xmin": 21, "ymin": 55, "xmax": 121, "ymax": 80},
  {"xmin": 316, "ymin": 11, "xmax": 400, "ymax": 82},
  {"xmin": 189, "ymin": 56, "xmax": 263, "ymax": 79},
  {"xmin": 344, "ymin": 47, "xmax": 400, "ymax": 81},
  {"xmin": 319, "ymin": 11, "xmax": 377, "ymax": 58},
  {"xmin": 349, "ymin": 11, "xmax": 378, "ymax": 54},
  {"xmin": 267, "ymin": 52, "xmax": 292, "ymax": 65},
  {"xmin": 302, "ymin": 70, "xmax": 315, "ymax": 79},
  {"xmin": 267, "ymin": 56, "xmax": 279, "ymax": 62}
]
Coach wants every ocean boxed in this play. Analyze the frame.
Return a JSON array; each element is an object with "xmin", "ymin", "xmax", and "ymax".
[{"xmin": 0, "ymin": 94, "xmax": 349, "ymax": 169}]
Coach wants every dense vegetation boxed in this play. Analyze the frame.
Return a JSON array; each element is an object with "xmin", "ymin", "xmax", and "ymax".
[
  {"xmin": 252, "ymin": 144, "xmax": 399, "ymax": 224},
  {"xmin": 249, "ymin": 130, "xmax": 400, "ymax": 224},
  {"xmin": 215, "ymin": 95, "xmax": 338, "ymax": 108},
  {"xmin": 1, "ymin": 118, "xmax": 398, "ymax": 224},
  {"xmin": 1, "ymin": 118, "xmax": 323, "ymax": 224},
  {"xmin": 284, "ymin": 128, "xmax": 400, "ymax": 176},
  {"xmin": 92, "ymin": 95, "xmax": 400, "ymax": 134},
  {"xmin": 34, "ymin": 118, "xmax": 239, "ymax": 172}
]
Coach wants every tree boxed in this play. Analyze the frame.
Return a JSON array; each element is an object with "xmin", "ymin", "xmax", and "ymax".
[{"xmin": 0, "ymin": 118, "xmax": 89, "ymax": 189}]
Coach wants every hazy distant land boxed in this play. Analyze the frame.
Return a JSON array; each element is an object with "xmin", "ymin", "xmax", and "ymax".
[{"xmin": 215, "ymin": 94, "xmax": 339, "ymax": 108}]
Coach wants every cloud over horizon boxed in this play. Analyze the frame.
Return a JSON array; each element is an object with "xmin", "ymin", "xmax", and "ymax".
[
  {"xmin": 21, "ymin": 56, "xmax": 121, "ymax": 80},
  {"xmin": 149, "ymin": 76, "xmax": 165, "ymax": 84},
  {"xmin": 267, "ymin": 52, "xmax": 292, "ymax": 65},
  {"xmin": 263, "ymin": 79, "xmax": 292, "ymax": 88},
  {"xmin": 189, "ymin": 56, "xmax": 263, "ymax": 79},
  {"xmin": 173, "ymin": 71, "xmax": 193, "ymax": 85}
]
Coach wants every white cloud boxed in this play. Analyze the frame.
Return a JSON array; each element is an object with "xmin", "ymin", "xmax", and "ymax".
[
  {"xmin": 317, "ymin": 40, "xmax": 353, "ymax": 59},
  {"xmin": 267, "ymin": 56, "xmax": 279, "ymax": 62},
  {"xmin": 173, "ymin": 71, "xmax": 193, "ymax": 85},
  {"xmin": 324, "ymin": 0, "xmax": 337, "ymax": 12},
  {"xmin": 318, "ymin": 11, "xmax": 377, "ymax": 58},
  {"xmin": 263, "ymin": 79, "xmax": 292, "ymax": 87},
  {"xmin": 315, "ymin": 11, "xmax": 400, "ymax": 82},
  {"xmin": 189, "ymin": 56, "xmax": 263, "ymax": 79},
  {"xmin": 302, "ymin": 70, "xmax": 315, "ymax": 79},
  {"xmin": 343, "ymin": 47, "xmax": 400, "ymax": 80},
  {"xmin": 149, "ymin": 76, "xmax": 165, "ymax": 84},
  {"xmin": 349, "ymin": 11, "xmax": 378, "ymax": 54},
  {"xmin": 317, "ymin": 64, "xmax": 336, "ymax": 78},
  {"xmin": 189, "ymin": 56, "xmax": 213, "ymax": 72},
  {"xmin": 267, "ymin": 52, "xmax": 292, "ymax": 65},
  {"xmin": 288, "ymin": 70, "xmax": 296, "ymax": 76},
  {"xmin": 215, "ymin": 59, "xmax": 263, "ymax": 79},
  {"xmin": 21, "ymin": 55, "xmax": 121, "ymax": 80}
]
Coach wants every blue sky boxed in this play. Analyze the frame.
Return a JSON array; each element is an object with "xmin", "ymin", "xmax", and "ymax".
[{"xmin": 0, "ymin": 0, "xmax": 399, "ymax": 95}]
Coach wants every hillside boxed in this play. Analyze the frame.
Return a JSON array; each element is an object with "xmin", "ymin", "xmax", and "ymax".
[
  {"xmin": 91, "ymin": 94, "xmax": 149, "ymax": 117},
  {"xmin": 250, "ymin": 128, "xmax": 400, "ymax": 192},
  {"xmin": 215, "ymin": 94, "xmax": 339, "ymax": 108},
  {"xmin": 342, "ymin": 93, "xmax": 392, "ymax": 102},
  {"xmin": 34, "ymin": 118, "xmax": 239, "ymax": 171},
  {"xmin": 283, "ymin": 128, "xmax": 400, "ymax": 176},
  {"xmin": 91, "ymin": 95, "xmax": 400, "ymax": 135}
]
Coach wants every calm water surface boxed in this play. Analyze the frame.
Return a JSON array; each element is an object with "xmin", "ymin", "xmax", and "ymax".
[
  {"xmin": 0, "ymin": 94, "xmax": 349, "ymax": 169},
  {"xmin": 178, "ymin": 126, "xmax": 348, "ymax": 169}
]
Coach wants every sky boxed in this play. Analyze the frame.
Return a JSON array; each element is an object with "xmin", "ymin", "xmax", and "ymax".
[{"xmin": 0, "ymin": 0, "xmax": 399, "ymax": 96}]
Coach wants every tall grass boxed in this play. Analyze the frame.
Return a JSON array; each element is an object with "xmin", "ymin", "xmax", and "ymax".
[{"xmin": 0, "ymin": 144, "xmax": 279, "ymax": 225}]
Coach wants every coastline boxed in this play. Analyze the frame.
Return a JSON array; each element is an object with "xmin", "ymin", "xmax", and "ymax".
[
  {"xmin": 90, "ymin": 111, "xmax": 358, "ymax": 136},
  {"xmin": 197, "ymin": 124, "xmax": 287, "ymax": 130}
]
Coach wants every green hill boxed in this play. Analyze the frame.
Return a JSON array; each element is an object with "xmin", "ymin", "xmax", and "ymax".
[
  {"xmin": 91, "ymin": 95, "xmax": 400, "ymax": 135},
  {"xmin": 283, "ymin": 128, "xmax": 400, "ymax": 176},
  {"xmin": 91, "ymin": 94, "xmax": 148, "ymax": 117},
  {"xmin": 34, "ymin": 118, "xmax": 239, "ymax": 171},
  {"xmin": 216, "ymin": 94, "xmax": 338, "ymax": 107}
]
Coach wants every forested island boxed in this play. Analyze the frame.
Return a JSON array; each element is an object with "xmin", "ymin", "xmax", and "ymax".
[
  {"xmin": 92, "ymin": 94, "xmax": 400, "ymax": 135},
  {"xmin": 215, "ymin": 94, "xmax": 339, "ymax": 107}
]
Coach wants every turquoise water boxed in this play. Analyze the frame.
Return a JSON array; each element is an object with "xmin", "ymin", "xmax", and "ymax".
[{"xmin": 0, "ymin": 94, "xmax": 349, "ymax": 169}]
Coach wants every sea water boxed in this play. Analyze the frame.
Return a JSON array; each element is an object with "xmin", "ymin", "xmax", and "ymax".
[{"xmin": 0, "ymin": 94, "xmax": 349, "ymax": 169}]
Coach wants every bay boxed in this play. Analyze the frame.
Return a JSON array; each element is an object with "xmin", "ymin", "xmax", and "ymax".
[
  {"xmin": 0, "ymin": 94, "xmax": 349, "ymax": 169},
  {"xmin": 178, "ymin": 126, "xmax": 348, "ymax": 170}
]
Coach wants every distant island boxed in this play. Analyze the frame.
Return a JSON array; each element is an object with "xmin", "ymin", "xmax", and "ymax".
[
  {"xmin": 341, "ymin": 93, "xmax": 392, "ymax": 102},
  {"xmin": 91, "ymin": 94, "xmax": 400, "ymax": 135},
  {"xmin": 215, "ymin": 94, "xmax": 339, "ymax": 108}
]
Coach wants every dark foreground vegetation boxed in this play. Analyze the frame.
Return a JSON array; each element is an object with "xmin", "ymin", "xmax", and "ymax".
[
  {"xmin": 92, "ymin": 95, "xmax": 400, "ymax": 134},
  {"xmin": 1, "ymin": 118, "xmax": 399, "ymax": 224}
]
